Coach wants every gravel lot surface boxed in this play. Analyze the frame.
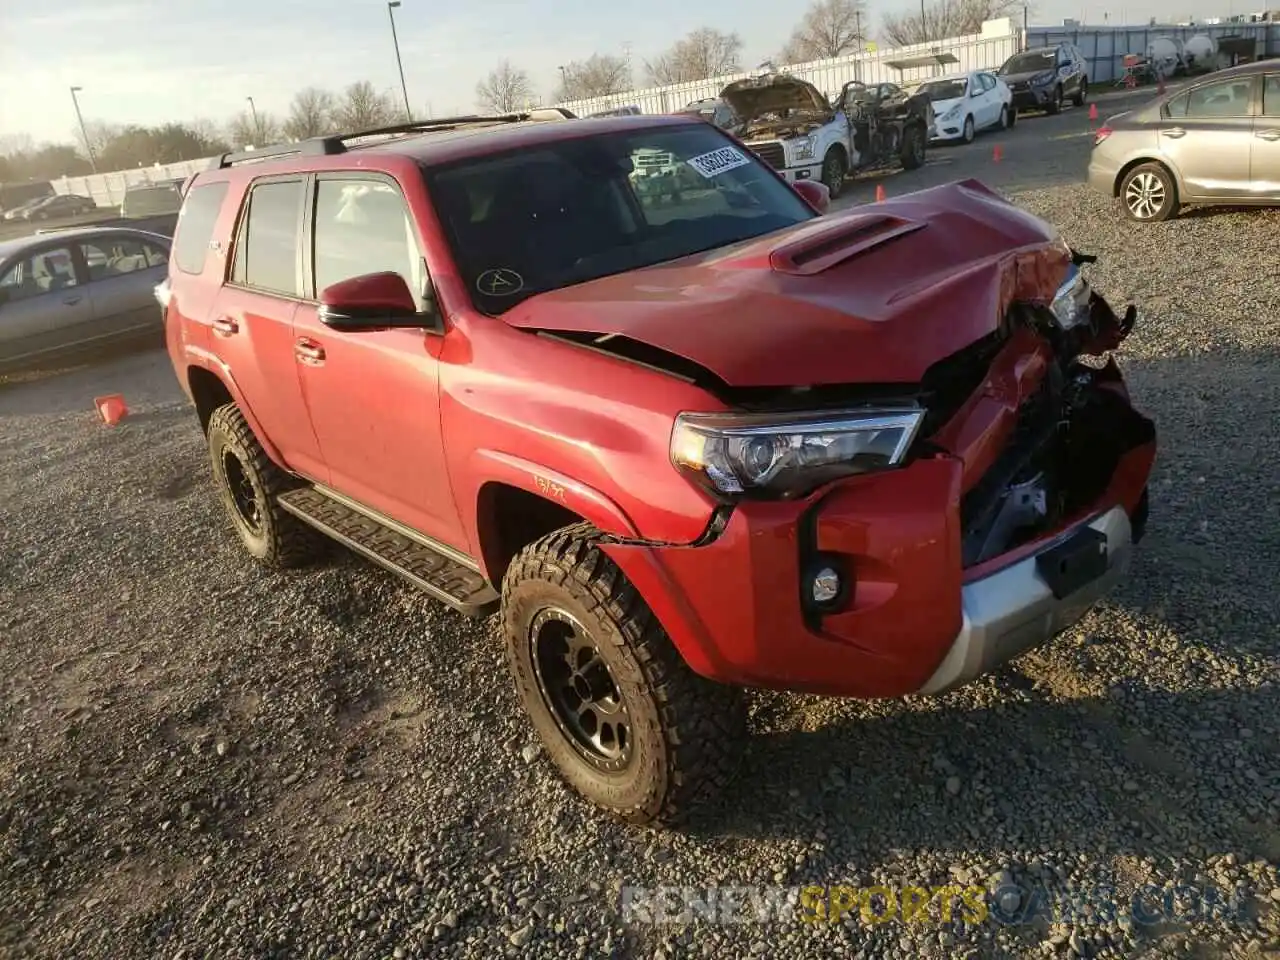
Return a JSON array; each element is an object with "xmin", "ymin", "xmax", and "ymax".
[{"xmin": 2, "ymin": 92, "xmax": 1278, "ymax": 959}]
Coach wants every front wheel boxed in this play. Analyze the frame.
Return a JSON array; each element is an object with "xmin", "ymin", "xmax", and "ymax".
[
  {"xmin": 820, "ymin": 147, "xmax": 848, "ymax": 199},
  {"xmin": 502, "ymin": 525, "xmax": 747, "ymax": 826},
  {"xmin": 1073, "ymin": 79, "xmax": 1089, "ymax": 107},
  {"xmin": 1047, "ymin": 85, "xmax": 1064, "ymax": 115},
  {"xmin": 998, "ymin": 105, "xmax": 1010, "ymax": 130},
  {"xmin": 962, "ymin": 115, "xmax": 976, "ymax": 144},
  {"xmin": 900, "ymin": 124, "xmax": 926, "ymax": 170}
]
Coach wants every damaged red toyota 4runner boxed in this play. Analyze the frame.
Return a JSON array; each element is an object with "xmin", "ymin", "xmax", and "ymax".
[{"xmin": 160, "ymin": 111, "xmax": 1155, "ymax": 826}]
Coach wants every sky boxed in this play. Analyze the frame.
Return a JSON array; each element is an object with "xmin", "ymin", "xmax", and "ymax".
[{"xmin": 0, "ymin": 0, "xmax": 1247, "ymax": 146}]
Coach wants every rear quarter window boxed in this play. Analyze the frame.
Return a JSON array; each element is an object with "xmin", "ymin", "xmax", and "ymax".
[{"xmin": 173, "ymin": 182, "xmax": 230, "ymax": 275}]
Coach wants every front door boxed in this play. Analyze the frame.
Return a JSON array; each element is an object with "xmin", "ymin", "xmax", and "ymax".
[
  {"xmin": 1160, "ymin": 76, "xmax": 1258, "ymax": 200},
  {"xmin": 0, "ymin": 242, "xmax": 93, "ymax": 366},
  {"xmin": 1253, "ymin": 74, "xmax": 1280, "ymax": 194},
  {"xmin": 292, "ymin": 172, "xmax": 463, "ymax": 550}
]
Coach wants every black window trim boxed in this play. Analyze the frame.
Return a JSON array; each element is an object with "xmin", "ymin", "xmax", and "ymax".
[
  {"xmin": 302, "ymin": 169, "xmax": 432, "ymax": 308},
  {"xmin": 224, "ymin": 173, "xmax": 310, "ymax": 302}
]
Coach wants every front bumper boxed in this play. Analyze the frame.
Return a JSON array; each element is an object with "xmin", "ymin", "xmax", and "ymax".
[
  {"xmin": 774, "ymin": 163, "xmax": 823, "ymax": 184},
  {"xmin": 1010, "ymin": 86, "xmax": 1054, "ymax": 110},
  {"xmin": 931, "ymin": 119, "xmax": 965, "ymax": 141}
]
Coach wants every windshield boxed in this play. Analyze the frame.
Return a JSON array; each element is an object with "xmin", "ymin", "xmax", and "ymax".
[
  {"xmin": 426, "ymin": 124, "xmax": 816, "ymax": 314},
  {"xmin": 914, "ymin": 79, "xmax": 968, "ymax": 101},
  {"xmin": 1001, "ymin": 50, "xmax": 1056, "ymax": 74}
]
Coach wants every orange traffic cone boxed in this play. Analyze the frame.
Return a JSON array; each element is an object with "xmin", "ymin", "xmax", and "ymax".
[
  {"xmin": 992, "ymin": 144, "xmax": 1004, "ymax": 163},
  {"xmin": 1089, "ymin": 103, "xmax": 1099, "ymax": 125},
  {"xmin": 94, "ymin": 394, "xmax": 129, "ymax": 425},
  {"xmin": 875, "ymin": 184, "xmax": 886, "ymax": 203}
]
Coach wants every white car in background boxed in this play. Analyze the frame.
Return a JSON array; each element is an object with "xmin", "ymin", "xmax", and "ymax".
[{"xmin": 915, "ymin": 71, "xmax": 1015, "ymax": 144}]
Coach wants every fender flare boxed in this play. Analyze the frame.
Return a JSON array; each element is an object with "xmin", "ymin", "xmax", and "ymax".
[{"xmin": 183, "ymin": 348, "xmax": 289, "ymax": 469}]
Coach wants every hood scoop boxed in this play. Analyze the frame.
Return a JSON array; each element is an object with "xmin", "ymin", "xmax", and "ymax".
[{"xmin": 769, "ymin": 213, "xmax": 928, "ymax": 276}]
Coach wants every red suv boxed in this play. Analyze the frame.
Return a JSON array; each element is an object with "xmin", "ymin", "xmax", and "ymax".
[{"xmin": 160, "ymin": 112, "xmax": 1155, "ymax": 826}]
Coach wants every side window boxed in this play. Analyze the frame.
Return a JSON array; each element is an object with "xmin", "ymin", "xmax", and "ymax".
[
  {"xmin": 0, "ymin": 247, "xmax": 79, "ymax": 303},
  {"xmin": 231, "ymin": 179, "xmax": 305, "ymax": 296},
  {"xmin": 1183, "ymin": 79, "xmax": 1254, "ymax": 118},
  {"xmin": 173, "ymin": 182, "xmax": 229, "ymax": 275},
  {"xmin": 981, "ymin": 74, "xmax": 996, "ymax": 92},
  {"xmin": 1166, "ymin": 92, "xmax": 1190, "ymax": 119},
  {"xmin": 1265, "ymin": 75, "xmax": 1280, "ymax": 117},
  {"xmin": 311, "ymin": 179, "xmax": 425, "ymax": 304},
  {"xmin": 79, "ymin": 238, "xmax": 168, "ymax": 281}
]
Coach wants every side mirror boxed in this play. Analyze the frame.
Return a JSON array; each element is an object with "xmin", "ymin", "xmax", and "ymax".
[
  {"xmin": 793, "ymin": 179, "xmax": 830, "ymax": 214},
  {"xmin": 318, "ymin": 271, "xmax": 436, "ymax": 331}
]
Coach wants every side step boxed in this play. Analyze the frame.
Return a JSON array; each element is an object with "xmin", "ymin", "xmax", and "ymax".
[{"xmin": 277, "ymin": 486, "xmax": 500, "ymax": 617}]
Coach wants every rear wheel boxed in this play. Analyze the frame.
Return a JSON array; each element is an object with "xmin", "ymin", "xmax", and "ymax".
[
  {"xmin": 1119, "ymin": 162, "xmax": 1178, "ymax": 222},
  {"xmin": 820, "ymin": 147, "xmax": 848, "ymax": 199},
  {"xmin": 502, "ymin": 525, "xmax": 747, "ymax": 826},
  {"xmin": 900, "ymin": 124, "xmax": 926, "ymax": 170},
  {"xmin": 206, "ymin": 403, "xmax": 325, "ymax": 568}
]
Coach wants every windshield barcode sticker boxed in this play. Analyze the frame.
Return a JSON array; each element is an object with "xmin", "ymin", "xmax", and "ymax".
[{"xmin": 686, "ymin": 146, "xmax": 751, "ymax": 179}]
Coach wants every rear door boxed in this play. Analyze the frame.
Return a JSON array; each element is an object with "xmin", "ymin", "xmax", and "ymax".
[
  {"xmin": 1254, "ymin": 74, "xmax": 1280, "ymax": 192},
  {"xmin": 76, "ymin": 233, "xmax": 170, "ymax": 340},
  {"xmin": 0, "ymin": 242, "xmax": 94, "ymax": 367},
  {"xmin": 1160, "ymin": 76, "xmax": 1258, "ymax": 200}
]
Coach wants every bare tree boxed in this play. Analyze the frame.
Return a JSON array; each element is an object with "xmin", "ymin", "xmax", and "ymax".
[
  {"xmin": 476, "ymin": 61, "xmax": 535, "ymax": 113},
  {"xmin": 226, "ymin": 110, "xmax": 281, "ymax": 150},
  {"xmin": 882, "ymin": 0, "xmax": 1024, "ymax": 45},
  {"xmin": 284, "ymin": 87, "xmax": 337, "ymax": 140},
  {"xmin": 333, "ymin": 81, "xmax": 398, "ymax": 132},
  {"xmin": 781, "ymin": 0, "xmax": 867, "ymax": 63},
  {"xmin": 556, "ymin": 54, "xmax": 632, "ymax": 101},
  {"xmin": 646, "ymin": 28, "xmax": 743, "ymax": 85}
]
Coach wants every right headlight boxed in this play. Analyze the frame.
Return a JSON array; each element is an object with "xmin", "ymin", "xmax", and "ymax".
[
  {"xmin": 670, "ymin": 408, "xmax": 925, "ymax": 500},
  {"xmin": 1050, "ymin": 265, "xmax": 1092, "ymax": 331}
]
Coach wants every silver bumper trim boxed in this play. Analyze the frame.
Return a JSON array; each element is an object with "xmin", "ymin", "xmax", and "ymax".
[{"xmin": 917, "ymin": 507, "xmax": 1133, "ymax": 695}]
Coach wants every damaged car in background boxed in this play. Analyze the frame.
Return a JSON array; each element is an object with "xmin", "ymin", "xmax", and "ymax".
[
  {"xmin": 720, "ymin": 73, "xmax": 932, "ymax": 198},
  {"xmin": 165, "ymin": 110, "xmax": 1155, "ymax": 827}
]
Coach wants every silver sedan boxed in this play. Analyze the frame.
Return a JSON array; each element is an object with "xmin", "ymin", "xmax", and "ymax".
[
  {"xmin": 0, "ymin": 227, "xmax": 171, "ymax": 372},
  {"xmin": 1088, "ymin": 59, "xmax": 1280, "ymax": 222}
]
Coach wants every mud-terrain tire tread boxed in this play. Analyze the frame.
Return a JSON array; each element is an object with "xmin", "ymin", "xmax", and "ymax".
[
  {"xmin": 501, "ymin": 522, "xmax": 746, "ymax": 826},
  {"xmin": 206, "ymin": 402, "xmax": 324, "ymax": 569}
]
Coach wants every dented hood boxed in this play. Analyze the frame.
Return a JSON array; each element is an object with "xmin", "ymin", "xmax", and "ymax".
[
  {"xmin": 502, "ymin": 179, "xmax": 1073, "ymax": 388},
  {"xmin": 719, "ymin": 74, "xmax": 834, "ymax": 125}
]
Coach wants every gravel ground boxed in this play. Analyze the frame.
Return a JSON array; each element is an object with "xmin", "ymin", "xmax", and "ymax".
[{"xmin": 2, "ymin": 114, "xmax": 1279, "ymax": 959}]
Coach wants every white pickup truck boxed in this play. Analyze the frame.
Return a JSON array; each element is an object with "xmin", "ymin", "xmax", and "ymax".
[{"xmin": 718, "ymin": 74, "xmax": 930, "ymax": 199}]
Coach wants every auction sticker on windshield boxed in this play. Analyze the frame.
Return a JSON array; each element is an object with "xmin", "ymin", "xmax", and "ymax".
[{"xmin": 687, "ymin": 146, "xmax": 752, "ymax": 179}]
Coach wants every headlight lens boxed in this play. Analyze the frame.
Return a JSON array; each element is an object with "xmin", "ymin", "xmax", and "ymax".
[
  {"xmin": 941, "ymin": 104, "xmax": 962, "ymax": 121},
  {"xmin": 671, "ymin": 408, "xmax": 925, "ymax": 499},
  {"xmin": 1050, "ymin": 265, "xmax": 1092, "ymax": 330},
  {"xmin": 791, "ymin": 136, "xmax": 816, "ymax": 161},
  {"xmin": 1033, "ymin": 71, "xmax": 1055, "ymax": 86}
]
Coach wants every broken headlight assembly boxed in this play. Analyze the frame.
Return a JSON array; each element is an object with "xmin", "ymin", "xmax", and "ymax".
[
  {"xmin": 1050, "ymin": 264, "xmax": 1093, "ymax": 331},
  {"xmin": 670, "ymin": 408, "xmax": 924, "ymax": 500}
]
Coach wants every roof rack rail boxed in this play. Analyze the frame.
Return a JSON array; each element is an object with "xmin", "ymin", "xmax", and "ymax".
[{"xmin": 217, "ymin": 109, "xmax": 578, "ymax": 168}]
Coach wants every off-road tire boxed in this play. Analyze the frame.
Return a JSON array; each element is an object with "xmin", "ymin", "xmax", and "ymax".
[
  {"xmin": 1073, "ymin": 79, "xmax": 1089, "ymax": 107},
  {"xmin": 900, "ymin": 123, "xmax": 926, "ymax": 170},
  {"xmin": 502, "ymin": 524, "xmax": 747, "ymax": 826},
  {"xmin": 206, "ymin": 402, "xmax": 324, "ymax": 568},
  {"xmin": 1047, "ymin": 85, "xmax": 1064, "ymax": 115},
  {"xmin": 820, "ymin": 147, "xmax": 848, "ymax": 199},
  {"xmin": 1119, "ymin": 162, "xmax": 1178, "ymax": 223},
  {"xmin": 962, "ymin": 115, "xmax": 976, "ymax": 144}
]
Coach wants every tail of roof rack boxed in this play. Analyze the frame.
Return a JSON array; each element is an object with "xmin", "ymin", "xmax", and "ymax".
[{"xmin": 216, "ymin": 108, "xmax": 579, "ymax": 168}]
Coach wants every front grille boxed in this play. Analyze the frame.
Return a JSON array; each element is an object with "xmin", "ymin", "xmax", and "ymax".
[{"xmin": 750, "ymin": 141, "xmax": 786, "ymax": 170}]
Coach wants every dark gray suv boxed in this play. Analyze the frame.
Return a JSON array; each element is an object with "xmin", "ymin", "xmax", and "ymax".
[{"xmin": 998, "ymin": 43, "xmax": 1090, "ymax": 115}]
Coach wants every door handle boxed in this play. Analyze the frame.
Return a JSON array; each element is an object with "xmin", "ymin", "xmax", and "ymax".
[
  {"xmin": 1164, "ymin": 127, "xmax": 1186, "ymax": 139},
  {"xmin": 62, "ymin": 295, "xmax": 82, "ymax": 306},
  {"xmin": 1257, "ymin": 129, "xmax": 1280, "ymax": 142},
  {"xmin": 212, "ymin": 316, "xmax": 239, "ymax": 337},
  {"xmin": 294, "ymin": 339, "xmax": 326, "ymax": 364}
]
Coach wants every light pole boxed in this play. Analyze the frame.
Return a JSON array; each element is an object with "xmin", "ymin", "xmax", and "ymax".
[
  {"xmin": 920, "ymin": 0, "xmax": 927, "ymax": 41},
  {"xmin": 387, "ymin": 1, "xmax": 412, "ymax": 121},
  {"xmin": 69, "ymin": 86, "xmax": 97, "ymax": 174},
  {"xmin": 246, "ymin": 96, "xmax": 262, "ymax": 146}
]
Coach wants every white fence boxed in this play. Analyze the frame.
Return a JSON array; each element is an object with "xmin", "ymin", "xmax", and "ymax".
[
  {"xmin": 1028, "ymin": 21, "xmax": 1278, "ymax": 84},
  {"xmin": 53, "ymin": 157, "xmax": 217, "ymax": 208},
  {"xmin": 557, "ymin": 27, "xmax": 1022, "ymax": 117}
]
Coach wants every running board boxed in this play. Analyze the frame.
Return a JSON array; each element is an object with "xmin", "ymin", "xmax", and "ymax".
[{"xmin": 277, "ymin": 486, "xmax": 499, "ymax": 617}]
